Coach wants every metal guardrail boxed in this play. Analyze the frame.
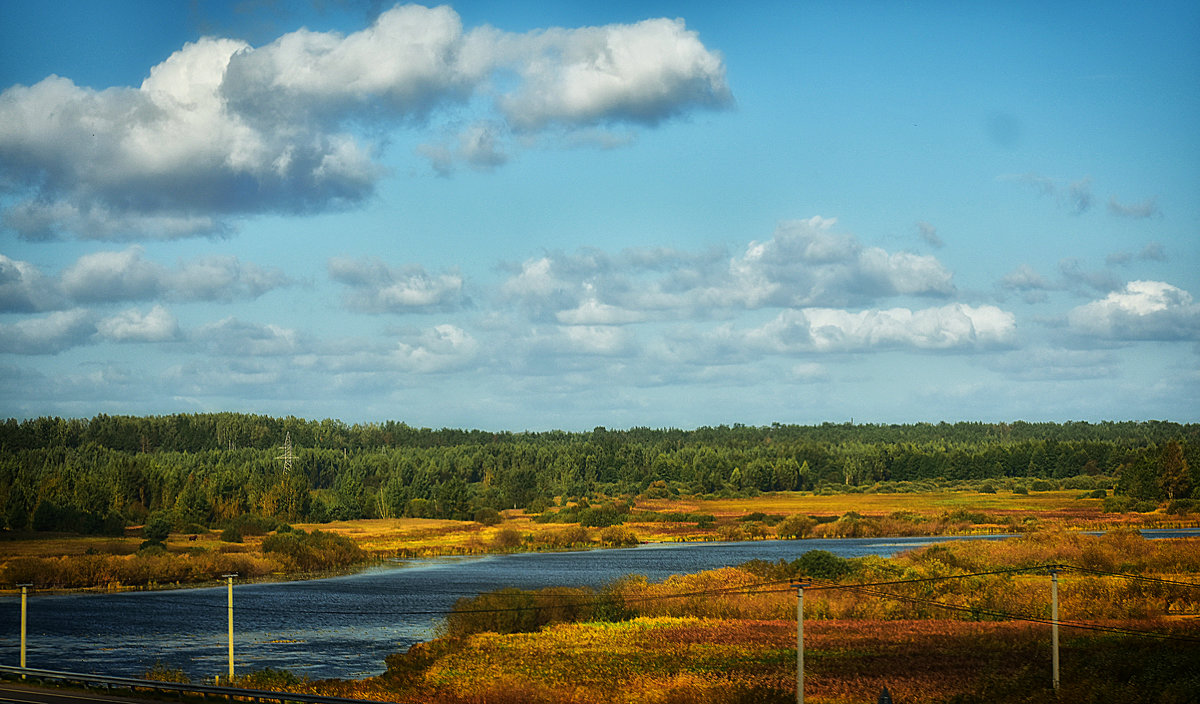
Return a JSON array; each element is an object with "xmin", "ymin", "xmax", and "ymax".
[{"xmin": 0, "ymin": 666, "xmax": 403, "ymax": 704}]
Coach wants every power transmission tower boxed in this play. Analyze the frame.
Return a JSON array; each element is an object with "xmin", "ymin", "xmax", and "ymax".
[
  {"xmin": 276, "ymin": 432, "xmax": 297, "ymax": 518},
  {"xmin": 277, "ymin": 431, "xmax": 295, "ymax": 475}
]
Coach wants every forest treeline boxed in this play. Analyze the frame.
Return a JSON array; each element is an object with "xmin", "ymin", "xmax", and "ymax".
[{"xmin": 1, "ymin": 414, "xmax": 1196, "ymax": 535}]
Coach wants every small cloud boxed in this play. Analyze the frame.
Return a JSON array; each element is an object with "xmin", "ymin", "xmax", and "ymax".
[
  {"xmin": 418, "ymin": 122, "xmax": 510, "ymax": 175},
  {"xmin": 1067, "ymin": 178, "xmax": 1092, "ymax": 214},
  {"xmin": 61, "ymin": 248, "xmax": 164, "ymax": 303},
  {"xmin": 1058, "ymin": 258, "xmax": 1121, "ymax": 294},
  {"xmin": 494, "ymin": 17, "xmax": 733, "ymax": 131},
  {"xmin": 0, "ymin": 309, "xmax": 96, "ymax": 354},
  {"xmin": 1001, "ymin": 264, "xmax": 1052, "ymax": 291},
  {"xmin": 390, "ymin": 324, "xmax": 479, "ymax": 372},
  {"xmin": 1001, "ymin": 173, "xmax": 1092, "ymax": 214},
  {"xmin": 193, "ymin": 318, "xmax": 303, "ymax": 356},
  {"xmin": 0, "ymin": 254, "xmax": 62, "ymax": 312},
  {"xmin": 58, "ymin": 247, "xmax": 290, "ymax": 304},
  {"xmin": 916, "ymin": 221, "xmax": 943, "ymax": 248},
  {"xmin": 1138, "ymin": 242, "xmax": 1166, "ymax": 261},
  {"xmin": 328, "ymin": 257, "xmax": 466, "ymax": 313},
  {"xmin": 1106, "ymin": 242, "xmax": 1166, "ymax": 267},
  {"xmin": 1108, "ymin": 195, "xmax": 1161, "ymax": 219},
  {"xmin": 97, "ymin": 305, "xmax": 180, "ymax": 342}
]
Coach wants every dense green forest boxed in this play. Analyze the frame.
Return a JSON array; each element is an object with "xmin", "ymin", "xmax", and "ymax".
[{"xmin": 1, "ymin": 414, "xmax": 1196, "ymax": 534}]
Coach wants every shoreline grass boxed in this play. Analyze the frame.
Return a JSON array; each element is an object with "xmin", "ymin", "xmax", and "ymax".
[{"xmin": 2, "ymin": 490, "xmax": 1196, "ymax": 592}]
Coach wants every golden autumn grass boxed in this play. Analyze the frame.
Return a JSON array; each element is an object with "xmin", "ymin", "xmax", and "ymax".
[
  {"xmin": 293, "ymin": 531, "xmax": 1200, "ymax": 704},
  {"xmin": 2, "ymin": 490, "xmax": 1195, "ymax": 590},
  {"xmin": 303, "ymin": 489, "xmax": 1192, "ymax": 551},
  {"xmin": 315, "ymin": 616, "xmax": 1197, "ymax": 704}
]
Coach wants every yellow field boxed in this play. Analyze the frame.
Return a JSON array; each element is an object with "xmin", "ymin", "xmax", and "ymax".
[
  {"xmin": 3, "ymin": 490, "xmax": 1194, "ymax": 590},
  {"xmin": 639, "ymin": 489, "xmax": 1107, "ymax": 519}
]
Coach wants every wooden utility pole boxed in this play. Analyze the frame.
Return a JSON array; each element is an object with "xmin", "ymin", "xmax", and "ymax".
[
  {"xmin": 17, "ymin": 584, "xmax": 31, "ymax": 676},
  {"xmin": 223, "ymin": 574, "xmax": 237, "ymax": 682},
  {"xmin": 1050, "ymin": 567, "xmax": 1060, "ymax": 692},
  {"xmin": 794, "ymin": 579, "xmax": 811, "ymax": 704}
]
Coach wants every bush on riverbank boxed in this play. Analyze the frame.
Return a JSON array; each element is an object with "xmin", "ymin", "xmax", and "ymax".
[{"xmin": 260, "ymin": 529, "xmax": 363, "ymax": 572}]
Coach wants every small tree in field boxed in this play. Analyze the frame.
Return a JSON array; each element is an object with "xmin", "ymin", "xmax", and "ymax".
[
  {"xmin": 1160, "ymin": 441, "xmax": 1191, "ymax": 500},
  {"xmin": 776, "ymin": 514, "xmax": 817, "ymax": 539},
  {"xmin": 143, "ymin": 512, "xmax": 171, "ymax": 542}
]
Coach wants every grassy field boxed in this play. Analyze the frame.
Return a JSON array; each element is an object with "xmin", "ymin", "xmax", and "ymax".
[
  {"xmin": 292, "ymin": 529, "xmax": 1200, "ymax": 704},
  {"xmin": 311, "ymin": 616, "xmax": 1199, "ymax": 704},
  {"xmin": 302, "ymin": 489, "xmax": 1192, "ymax": 556},
  {"xmin": 2, "ymin": 489, "xmax": 1195, "ymax": 590}
]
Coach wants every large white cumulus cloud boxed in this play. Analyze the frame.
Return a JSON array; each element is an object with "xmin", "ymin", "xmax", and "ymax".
[
  {"xmin": 1068, "ymin": 281, "xmax": 1200, "ymax": 340},
  {"xmin": 0, "ymin": 4, "xmax": 730, "ymax": 241}
]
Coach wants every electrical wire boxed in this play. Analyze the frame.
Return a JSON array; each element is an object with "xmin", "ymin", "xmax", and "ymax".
[
  {"xmin": 833, "ymin": 583, "xmax": 1200, "ymax": 644},
  {"xmin": 1061, "ymin": 565, "xmax": 1200, "ymax": 589}
]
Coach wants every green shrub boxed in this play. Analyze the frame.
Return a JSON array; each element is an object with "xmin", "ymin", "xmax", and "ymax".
[
  {"xmin": 791, "ymin": 550, "xmax": 854, "ymax": 580},
  {"xmin": 138, "ymin": 540, "xmax": 167, "ymax": 554},
  {"xmin": 143, "ymin": 512, "xmax": 172, "ymax": 542},
  {"xmin": 473, "ymin": 507, "xmax": 503, "ymax": 526},
  {"xmin": 1103, "ymin": 495, "xmax": 1135, "ymax": 513},
  {"xmin": 444, "ymin": 586, "xmax": 596, "ymax": 637},
  {"xmin": 547, "ymin": 525, "xmax": 590, "ymax": 548},
  {"xmin": 1030, "ymin": 479, "xmax": 1055, "ymax": 492},
  {"xmin": 260, "ymin": 529, "xmax": 364, "ymax": 571},
  {"xmin": 775, "ymin": 514, "xmax": 817, "ymax": 539},
  {"xmin": 578, "ymin": 506, "xmax": 624, "ymax": 527},
  {"xmin": 1166, "ymin": 499, "xmax": 1197, "ymax": 515},
  {"xmin": 225, "ymin": 514, "xmax": 279, "ymax": 536},
  {"xmin": 219, "ymin": 526, "xmax": 243, "ymax": 543},
  {"xmin": 599, "ymin": 526, "xmax": 639, "ymax": 546},
  {"xmin": 491, "ymin": 527, "xmax": 523, "ymax": 550},
  {"xmin": 945, "ymin": 509, "xmax": 989, "ymax": 524}
]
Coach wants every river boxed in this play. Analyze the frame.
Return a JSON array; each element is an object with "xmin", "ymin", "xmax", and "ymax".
[{"xmin": 2, "ymin": 530, "xmax": 1195, "ymax": 680}]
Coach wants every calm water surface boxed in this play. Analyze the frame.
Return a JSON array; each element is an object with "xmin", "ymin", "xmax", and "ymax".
[{"xmin": 1, "ymin": 530, "xmax": 1194, "ymax": 680}]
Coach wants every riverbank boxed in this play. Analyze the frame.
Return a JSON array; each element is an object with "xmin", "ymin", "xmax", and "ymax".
[
  {"xmin": 246, "ymin": 530, "xmax": 1200, "ymax": 703},
  {"xmin": 3, "ymin": 490, "xmax": 1196, "ymax": 592}
]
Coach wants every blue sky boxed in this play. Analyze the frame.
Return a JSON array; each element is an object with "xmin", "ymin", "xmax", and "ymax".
[{"xmin": 1, "ymin": 0, "xmax": 1197, "ymax": 430}]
